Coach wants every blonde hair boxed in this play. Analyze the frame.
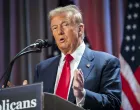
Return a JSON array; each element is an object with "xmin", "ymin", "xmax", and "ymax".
[{"xmin": 48, "ymin": 5, "xmax": 83, "ymax": 25}]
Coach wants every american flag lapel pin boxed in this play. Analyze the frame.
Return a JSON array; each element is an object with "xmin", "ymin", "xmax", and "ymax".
[{"xmin": 86, "ymin": 63, "xmax": 90, "ymax": 68}]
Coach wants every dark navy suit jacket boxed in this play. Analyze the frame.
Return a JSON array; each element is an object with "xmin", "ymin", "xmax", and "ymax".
[{"xmin": 34, "ymin": 47, "xmax": 122, "ymax": 110}]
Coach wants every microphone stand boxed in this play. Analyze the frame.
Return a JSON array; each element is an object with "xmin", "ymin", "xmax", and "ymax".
[
  {"xmin": 0, "ymin": 39, "xmax": 52, "ymax": 88},
  {"xmin": 2, "ymin": 45, "xmax": 41, "ymax": 88}
]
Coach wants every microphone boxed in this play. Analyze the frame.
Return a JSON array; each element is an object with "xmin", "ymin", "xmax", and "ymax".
[{"xmin": 30, "ymin": 39, "xmax": 52, "ymax": 48}]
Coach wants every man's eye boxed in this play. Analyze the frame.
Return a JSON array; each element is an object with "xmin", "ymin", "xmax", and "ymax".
[
  {"xmin": 62, "ymin": 23, "xmax": 69, "ymax": 26},
  {"xmin": 52, "ymin": 27, "xmax": 57, "ymax": 30}
]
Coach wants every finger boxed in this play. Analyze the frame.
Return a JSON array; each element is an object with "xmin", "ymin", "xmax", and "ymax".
[
  {"xmin": 7, "ymin": 81, "xmax": 14, "ymax": 87},
  {"xmin": 2, "ymin": 84, "xmax": 10, "ymax": 88},
  {"xmin": 73, "ymin": 77, "xmax": 84, "ymax": 90},
  {"xmin": 73, "ymin": 85, "xmax": 83, "ymax": 91},
  {"xmin": 75, "ymin": 69, "xmax": 84, "ymax": 84},
  {"xmin": 77, "ymin": 73, "xmax": 83, "ymax": 84},
  {"xmin": 78, "ymin": 69, "xmax": 84, "ymax": 83},
  {"xmin": 77, "ymin": 76, "xmax": 83, "ymax": 86},
  {"xmin": 73, "ymin": 79, "xmax": 83, "ymax": 88},
  {"xmin": 74, "ymin": 69, "xmax": 79, "ymax": 79},
  {"xmin": 23, "ymin": 80, "xmax": 28, "ymax": 85},
  {"xmin": 74, "ymin": 69, "xmax": 81, "ymax": 81},
  {"xmin": 74, "ymin": 70, "xmax": 84, "ymax": 86}
]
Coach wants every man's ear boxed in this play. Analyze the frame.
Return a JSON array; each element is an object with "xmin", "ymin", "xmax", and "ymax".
[{"xmin": 78, "ymin": 23, "xmax": 84, "ymax": 36}]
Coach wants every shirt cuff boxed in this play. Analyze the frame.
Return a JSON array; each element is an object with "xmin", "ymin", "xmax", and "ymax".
[{"xmin": 76, "ymin": 88, "xmax": 86, "ymax": 107}]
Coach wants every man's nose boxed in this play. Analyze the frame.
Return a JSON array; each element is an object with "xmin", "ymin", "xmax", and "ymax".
[{"xmin": 57, "ymin": 26, "xmax": 64, "ymax": 35}]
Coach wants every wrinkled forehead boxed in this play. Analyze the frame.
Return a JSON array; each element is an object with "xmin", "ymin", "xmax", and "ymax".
[{"xmin": 50, "ymin": 12, "xmax": 74, "ymax": 25}]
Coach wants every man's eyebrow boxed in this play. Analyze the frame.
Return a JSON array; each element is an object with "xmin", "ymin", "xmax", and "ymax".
[
  {"xmin": 61, "ymin": 21, "xmax": 68, "ymax": 24},
  {"xmin": 51, "ymin": 25, "xmax": 57, "ymax": 28},
  {"xmin": 51, "ymin": 20, "xmax": 69, "ymax": 28}
]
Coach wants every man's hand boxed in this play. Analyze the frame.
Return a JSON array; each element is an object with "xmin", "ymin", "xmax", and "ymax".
[
  {"xmin": 2, "ymin": 80, "xmax": 28, "ymax": 88},
  {"xmin": 22, "ymin": 80, "xmax": 28, "ymax": 85},
  {"xmin": 2, "ymin": 81, "xmax": 14, "ymax": 88},
  {"xmin": 73, "ymin": 69, "xmax": 85, "ymax": 100}
]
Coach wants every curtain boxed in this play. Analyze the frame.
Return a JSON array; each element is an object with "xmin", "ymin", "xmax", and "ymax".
[
  {"xmin": 79, "ymin": 0, "xmax": 127, "ymax": 56},
  {"xmin": 0, "ymin": 0, "xmax": 59, "ymax": 85}
]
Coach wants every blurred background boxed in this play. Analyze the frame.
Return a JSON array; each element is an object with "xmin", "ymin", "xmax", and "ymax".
[{"xmin": 0, "ymin": 0, "xmax": 140, "ymax": 109}]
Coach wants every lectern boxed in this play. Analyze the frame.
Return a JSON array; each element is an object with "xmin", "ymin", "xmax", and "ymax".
[{"xmin": 0, "ymin": 83, "xmax": 84, "ymax": 110}]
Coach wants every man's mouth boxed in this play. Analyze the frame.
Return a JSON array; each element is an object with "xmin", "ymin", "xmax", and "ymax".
[{"xmin": 60, "ymin": 38, "xmax": 65, "ymax": 43}]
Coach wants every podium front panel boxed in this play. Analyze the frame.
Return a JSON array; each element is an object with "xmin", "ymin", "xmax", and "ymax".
[{"xmin": 0, "ymin": 82, "xmax": 43, "ymax": 110}]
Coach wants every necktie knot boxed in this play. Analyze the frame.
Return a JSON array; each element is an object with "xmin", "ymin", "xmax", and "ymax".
[{"xmin": 65, "ymin": 54, "xmax": 73, "ymax": 62}]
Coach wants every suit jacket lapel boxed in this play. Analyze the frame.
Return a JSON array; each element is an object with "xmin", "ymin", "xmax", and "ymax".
[
  {"xmin": 68, "ymin": 47, "xmax": 95, "ymax": 103},
  {"xmin": 47, "ymin": 55, "xmax": 61, "ymax": 93},
  {"xmin": 78, "ymin": 47, "xmax": 95, "ymax": 81}
]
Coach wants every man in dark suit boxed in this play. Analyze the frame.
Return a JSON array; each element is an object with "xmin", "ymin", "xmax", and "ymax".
[{"xmin": 34, "ymin": 5, "xmax": 122, "ymax": 110}]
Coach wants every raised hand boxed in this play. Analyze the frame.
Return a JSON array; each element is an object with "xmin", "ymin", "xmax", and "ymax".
[{"xmin": 73, "ymin": 69, "xmax": 85, "ymax": 100}]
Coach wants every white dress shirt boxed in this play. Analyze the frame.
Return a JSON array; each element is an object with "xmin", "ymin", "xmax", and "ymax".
[{"xmin": 54, "ymin": 42, "xmax": 86, "ymax": 106}]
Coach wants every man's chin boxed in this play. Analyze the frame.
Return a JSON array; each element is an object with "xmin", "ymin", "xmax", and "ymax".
[
  {"xmin": 58, "ymin": 44, "xmax": 68, "ymax": 50},
  {"xmin": 58, "ymin": 46, "xmax": 71, "ymax": 54}
]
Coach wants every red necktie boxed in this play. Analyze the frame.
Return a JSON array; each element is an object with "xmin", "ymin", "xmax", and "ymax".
[{"xmin": 56, "ymin": 54, "xmax": 73, "ymax": 99}]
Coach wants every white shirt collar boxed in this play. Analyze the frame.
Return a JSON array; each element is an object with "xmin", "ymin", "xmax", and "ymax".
[{"xmin": 60, "ymin": 42, "xmax": 86, "ymax": 62}]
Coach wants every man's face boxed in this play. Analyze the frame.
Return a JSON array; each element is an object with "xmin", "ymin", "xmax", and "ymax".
[{"xmin": 50, "ymin": 13, "xmax": 84, "ymax": 54}]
